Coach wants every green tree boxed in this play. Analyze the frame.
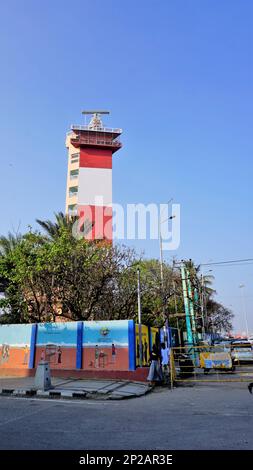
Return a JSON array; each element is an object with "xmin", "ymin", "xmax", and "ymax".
[
  {"xmin": 205, "ymin": 299, "xmax": 233, "ymax": 333},
  {"xmin": 0, "ymin": 228, "xmax": 139, "ymax": 323},
  {"xmin": 0, "ymin": 218, "xmax": 234, "ymax": 336}
]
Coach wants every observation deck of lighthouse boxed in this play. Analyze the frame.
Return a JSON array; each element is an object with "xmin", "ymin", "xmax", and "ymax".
[
  {"xmin": 67, "ymin": 125, "xmax": 122, "ymax": 151},
  {"xmin": 70, "ymin": 125, "xmax": 122, "ymax": 135}
]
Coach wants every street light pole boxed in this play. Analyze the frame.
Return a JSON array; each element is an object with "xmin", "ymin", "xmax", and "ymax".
[
  {"xmin": 239, "ymin": 284, "xmax": 249, "ymax": 339},
  {"xmin": 137, "ymin": 268, "xmax": 143, "ymax": 367},
  {"xmin": 159, "ymin": 199, "xmax": 173, "ymax": 289},
  {"xmin": 159, "ymin": 199, "xmax": 175, "ymax": 323},
  {"xmin": 159, "ymin": 226, "xmax": 164, "ymax": 289}
]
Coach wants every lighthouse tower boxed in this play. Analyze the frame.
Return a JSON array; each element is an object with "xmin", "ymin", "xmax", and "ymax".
[{"xmin": 65, "ymin": 111, "xmax": 122, "ymax": 241}]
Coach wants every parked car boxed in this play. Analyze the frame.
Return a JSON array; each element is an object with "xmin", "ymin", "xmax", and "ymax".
[{"xmin": 230, "ymin": 340, "xmax": 253, "ymax": 363}]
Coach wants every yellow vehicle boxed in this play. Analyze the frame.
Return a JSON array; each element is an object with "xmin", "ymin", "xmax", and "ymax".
[{"xmin": 199, "ymin": 344, "xmax": 235, "ymax": 374}]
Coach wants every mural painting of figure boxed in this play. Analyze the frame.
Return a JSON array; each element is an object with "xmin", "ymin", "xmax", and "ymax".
[
  {"xmin": 0, "ymin": 344, "xmax": 4, "ymax": 364},
  {"xmin": 95, "ymin": 345, "xmax": 99, "ymax": 368},
  {"xmin": 23, "ymin": 345, "xmax": 29, "ymax": 364},
  {"xmin": 40, "ymin": 349, "xmax": 45, "ymax": 361},
  {"xmin": 141, "ymin": 342, "xmax": 144, "ymax": 364},
  {"xmin": 1, "ymin": 344, "xmax": 10, "ymax": 364},
  {"xmin": 136, "ymin": 340, "xmax": 140, "ymax": 365},
  {"xmin": 99, "ymin": 350, "xmax": 107, "ymax": 368},
  {"xmin": 111, "ymin": 343, "xmax": 116, "ymax": 364},
  {"xmin": 57, "ymin": 346, "xmax": 62, "ymax": 364},
  {"xmin": 143, "ymin": 341, "xmax": 148, "ymax": 364},
  {"xmin": 45, "ymin": 344, "xmax": 57, "ymax": 363}
]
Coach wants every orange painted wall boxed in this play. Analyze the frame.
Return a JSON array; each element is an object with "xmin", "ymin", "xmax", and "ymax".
[
  {"xmin": 82, "ymin": 346, "xmax": 129, "ymax": 371},
  {"xmin": 35, "ymin": 346, "xmax": 76, "ymax": 369},
  {"xmin": 0, "ymin": 346, "xmax": 30, "ymax": 369}
]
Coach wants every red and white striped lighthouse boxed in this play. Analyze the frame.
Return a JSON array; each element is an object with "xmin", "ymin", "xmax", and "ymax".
[{"xmin": 65, "ymin": 111, "xmax": 122, "ymax": 242}]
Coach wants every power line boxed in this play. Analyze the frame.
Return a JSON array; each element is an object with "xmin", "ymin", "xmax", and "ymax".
[
  {"xmin": 173, "ymin": 258, "xmax": 253, "ymax": 269},
  {"xmin": 200, "ymin": 258, "xmax": 253, "ymax": 267},
  {"xmin": 209, "ymin": 264, "xmax": 253, "ymax": 268},
  {"xmin": 202, "ymin": 263, "xmax": 253, "ymax": 268},
  {"xmin": 174, "ymin": 258, "xmax": 253, "ymax": 267}
]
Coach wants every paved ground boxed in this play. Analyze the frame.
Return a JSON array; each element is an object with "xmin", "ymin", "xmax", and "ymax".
[
  {"xmin": 0, "ymin": 381, "xmax": 252, "ymax": 450},
  {"xmin": 0, "ymin": 377, "xmax": 150, "ymax": 399}
]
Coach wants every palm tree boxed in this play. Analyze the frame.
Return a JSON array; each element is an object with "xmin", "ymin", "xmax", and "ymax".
[
  {"xmin": 184, "ymin": 259, "xmax": 215, "ymax": 296},
  {"xmin": 0, "ymin": 232, "xmax": 23, "ymax": 256},
  {"xmin": 36, "ymin": 212, "xmax": 70, "ymax": 239},
  {"xmin": 183, "ymin": 259, "xmax": 216, "ymax": 334},
  {"xmin": 36, "ymin": 211, "xmax": 93, "ymax": 240},
  {"xmin": 0, "ymin": 232, "xmax": 23, "ymax": 297}
]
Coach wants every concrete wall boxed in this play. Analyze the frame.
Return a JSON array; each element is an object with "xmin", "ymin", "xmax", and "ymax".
[{"xmin": 0, "ymin": 320, "xmax": 136, "ymax": 372}]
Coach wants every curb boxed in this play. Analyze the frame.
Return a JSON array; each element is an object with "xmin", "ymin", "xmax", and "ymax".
[
  {"xmin": 0, "ymin": 389, "xmax": 88, "ymax": 399},
  {"xmin": 0, "ymin": 385, "xmax": 152, "ymax": 401}
]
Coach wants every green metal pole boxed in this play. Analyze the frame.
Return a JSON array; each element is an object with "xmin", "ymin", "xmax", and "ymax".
[
  {"xmin": 185, "ymin": 268, "xmax": 197, "ymax": 345},
  {"xmin": 180, "ymin": 266, "xmax": 193, "ymax": 345}
]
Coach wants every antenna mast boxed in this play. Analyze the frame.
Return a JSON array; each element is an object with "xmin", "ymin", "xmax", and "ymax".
[{"xmin": 82, "ymin": 110, "xmax": 110, "ymax": 130}]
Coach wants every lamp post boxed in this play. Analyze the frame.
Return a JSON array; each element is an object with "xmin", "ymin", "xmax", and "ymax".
[
  {"xmin": 159, "ymin": 199, "xmax": 173, "ymax": 287},
  {"xmin": 137, "ymin": 268, "xmax": 143, "ymax": 367},
  {"xmin": 159, "ymin": 201, "xmax": 175, "ymax": 322},
  {"xmin": 239, "ymin": 284, "xmax": 249, "ymax": 339},
  {"xmin": 159, "ymin": 215, "xmax": 176, "ymax": 286}
]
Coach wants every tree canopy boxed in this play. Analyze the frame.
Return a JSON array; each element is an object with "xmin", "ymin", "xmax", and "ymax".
[{"xmin": 0, "ymin": 213, "xmax": 233, "ymax": 334}]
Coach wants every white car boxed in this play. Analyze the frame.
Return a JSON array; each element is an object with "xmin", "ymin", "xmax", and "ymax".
[{"xmin": 230, "ymin": 340, "xmax": 253, "ymax": 363}]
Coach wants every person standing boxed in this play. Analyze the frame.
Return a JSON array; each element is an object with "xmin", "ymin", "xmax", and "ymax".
[
  {"xmin": 147, "ymin": 344, "xmax": 163, "ymax": 385},
  {"xmin": 161, "ymin": 342, "xmax": 169, "ymax": 369},
  {"xmin": 160, "ymin": 342, "xmax": 170, "ymax": 383}
]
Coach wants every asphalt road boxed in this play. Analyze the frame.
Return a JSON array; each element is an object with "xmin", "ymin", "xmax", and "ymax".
[{"xmin": 0, "ymin": 383, "xmax": 252, "ymax": 450}]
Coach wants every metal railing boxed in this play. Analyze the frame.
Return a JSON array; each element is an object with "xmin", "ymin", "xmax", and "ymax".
[
  {"xmin": 70, "ymin": 125, "xmax": 122, "ymax": 134},
  {"xmin": 70, "ymin": 136, "xmax": 122, "ymax": 148},
  {"xmin": 169, "ymin": 344, "xmax": 253, "ymax": 385}
]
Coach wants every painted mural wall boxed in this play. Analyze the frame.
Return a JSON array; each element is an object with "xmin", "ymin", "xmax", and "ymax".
[
  {"xmin": 135, "ymin": 325, "xmax": 159, "ymax": 367},
  {"xmin": 135, "ymin": 324, "xmax": 150, "ymax": 366},
  {"xmin": 0, "ymin": 320, "xmax": 156, "ymax": 372},
  {"xmin": 150, "ymin": 327, "xmax": 160, "ymax": 350},
  {"xmin": 0, "ymin": 324, "xmax": 32, "ymax": 369},
  {"xmin": 82, "ymin": 320, "xmax": 130, "ymax": 371},
  {"xmin": 35, "ymin": 322, "xmax": 77, "ymax": 369}
]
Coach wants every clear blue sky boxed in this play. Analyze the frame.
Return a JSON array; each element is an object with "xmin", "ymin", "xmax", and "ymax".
[{"xmin": 0, "ymin": 0, "xmax": 252, "ymax": 332}]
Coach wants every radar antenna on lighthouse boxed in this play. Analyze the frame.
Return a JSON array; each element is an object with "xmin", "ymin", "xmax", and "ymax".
[{"xmin": 82, "ymin": 110, "xmax": 110, "ymax": 130}]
